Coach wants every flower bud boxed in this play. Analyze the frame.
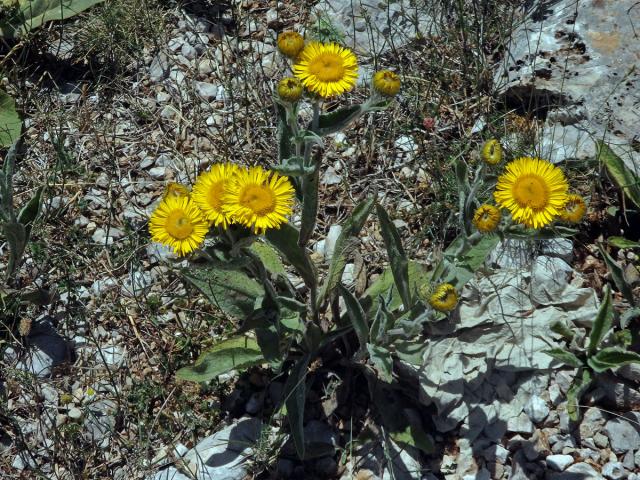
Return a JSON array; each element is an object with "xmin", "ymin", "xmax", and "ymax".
[
  {"xmin": 372, "ymin": 70, "xmax": 401, "ymax": 96},
  {"xmin": 277, "ymin": 32, "xmax": 305, "ymax": 59}
]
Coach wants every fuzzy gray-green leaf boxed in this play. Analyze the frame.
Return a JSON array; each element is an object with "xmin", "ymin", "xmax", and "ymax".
[
  {"xmin": 587, "ymin": 347, "xmax": 640, "ymax": 373},
  {"xmin": 588, "ymin": 285, "xmax": 613, "ymax": 356},
  {"xmin": 338, "ymin": 283, "xmax": 368, "ymax": 348},
  {"xmin": 315, "ymin": 105, "xmax": 362, "ymax": 136},
  {"xmin": 598, "ymin": 141, "xmax": 640, "ymax": 209},
  {"xmin": 376, "ymin": 204, "xmax": 411, "ymax": 309},
  {"xmin": 176, "ymin": 336, "xmax": 264, "ymax": 382},
  {"xmin": 0, "ymin": 90, "xmax": 21, "ymax": 147},
  {"xmin": 183, "ymin": 267, "xmax": 264, "ymax": 319},
  {"xmin": 566, "ymin": 368, "xmax": 592, "ymax": 421},
  {"xmin": 367, "ymin": 344, "xmax": 393, "ymax": 383},
  {"xmin": 284, "ymin": 354, "xmax": 310, "ymax": 459},
  {"xmin": 598, "ymin": 243, "xmax": 635, "ymax": 306},
  {"xmin": 542, "ymin": 348, "xmax": 583, "ymax": 368},
  {"xmin": 266, "ymin": 224, "xmax": 317, "ymax": 290}
]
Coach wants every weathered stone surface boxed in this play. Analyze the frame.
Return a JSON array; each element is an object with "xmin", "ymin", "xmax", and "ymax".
[
  {"xmin": 495, "ymin": 0, "xmax": 640, "ymax": 171},
  {"xmin": 315, "ymin": 1, "xmax": 437, "ymax": 55}
]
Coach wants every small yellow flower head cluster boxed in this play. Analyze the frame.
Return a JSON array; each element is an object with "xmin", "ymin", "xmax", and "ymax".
[
  {"xmin": 277, "ymin": 31, "xmax": 305, "ymax": 59},
  {"xmin": 277, "ymin": 77, "xmax": 303, "ymax": 102},
  {"xmin": 493, "ymin": 156, "xmax": 569, "ymax": 230},
  {"xmin": 428, "ymin": 283, "xmax": 459, "ymax": 312},
  {"xmin": 481, "ymin": 139, "xmax": 503, "ymax": 165},
  {"xmin": 372, "ymin": 70, "xmax": 401, "ymax": 97},
  {"xmin": 473, "ymin": 204, "xmax": 501, "ymax": 233},
  {"xmin": 149, "ymin": 164, "xmax": 295, "ymax": 256}
]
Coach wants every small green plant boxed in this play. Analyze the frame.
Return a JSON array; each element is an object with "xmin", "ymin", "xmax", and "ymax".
[{"xmin": 0, "ymin": 0, "xmax": 106, "ymax": 39}]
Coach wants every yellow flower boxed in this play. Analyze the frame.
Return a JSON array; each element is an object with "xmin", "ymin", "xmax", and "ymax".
[
  {"xmin": 473, "ymin": 204, "xmax": 501, "ymax": 233},
  {"xmin": 561, "ymin": 194, "xmax": 586, "ymax": 223},
  {"xmin": 494, "ymin": 157, "xmax": 568, "ymax": 229},
  {"xmin": 149, "ymin": 195, "xmax": 208, "ymax": 256},
  {"xmin": 277, "ymin": 77, "xmax": 303, "ymax": 102},
  {"xmin": 163, "ymin": 182, "xmax": 190, "ymax": 199},
  {"xmin": 293, "ymin": 42, "xmax": 358, "ymax": 98},
  {"xmin": 429, "ymin": 284, "xmax": 458, "ymax": 312},
  {"xmin": 277, "ymin": 31, "xmax": 305, "ymax": 59},
  {"xmin": 223, "ymin": 166, "xmax": 295, "ymax": 234},
  {"xmin": 372, "ymin": 70, "xmax": 401, "ymax": 96},
  {"xmin": 481, "ymin": 139, "xmax": 502, "ymax": 165},
  {"xmin": 192, "ymin": 163, "xmax": 240, "ymax": 228}
]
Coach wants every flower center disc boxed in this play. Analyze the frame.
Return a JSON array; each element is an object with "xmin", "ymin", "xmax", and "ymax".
[
  {"xmin": 309, "ymin": 53, "xmax": 345, "ymax": 82},
  {"xmin": 240, "ymin": 185, "xmax": 276, "ymax": 216},
  {"xmin": 512, "ymin": 175, "xmax": 549, "ymax": 209},
  {"xmin": 166, "ymin": 210, "xmax": 194, "ymax": 239},
  {"xmin": 207, "ymin": 182, "xmax": 224, "ymax": 210}
]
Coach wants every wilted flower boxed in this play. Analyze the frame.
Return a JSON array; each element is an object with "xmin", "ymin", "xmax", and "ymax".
[
  {"xmin": 481, "ymin": 139, "xmax": 502, "ymax": 165},
  {"xmin": 560, "ymin": 194, "xmax": 587, "ymax": 223},
  {"xmin": 277, "ymin": 77, "xmax": 303, "ymax": 102},
  {"xmin": 422, "ymin": 117, "xmax": 436, "ymax": 131}
]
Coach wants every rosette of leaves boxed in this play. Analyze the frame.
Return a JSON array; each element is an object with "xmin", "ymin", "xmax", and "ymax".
[{"xmin": 544, "ymin": 284, "xmax": 640, "ymax": 421}]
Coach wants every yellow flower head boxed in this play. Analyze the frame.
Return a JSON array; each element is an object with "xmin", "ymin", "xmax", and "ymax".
[
  {"xmin": 277, "ymin": 31, "xmax": 305, "ymax": 59},
  {"xmin": 429, "ymin": 284, "xmax": 458, "ymax": 312},
  {"xmin": 293, "ymin": 42, "xmax": 358, "ymax": 98},
  {"xmin": 372, "ymin": 70, "xmax": 401, "ymax": 96},
  {"xmin": 163, "ymin": 182, "xmax": 190, "ymax": 199},
  {"xmin": 561, "ymin": 194, "xmax": 586, "ymax": 223},
  {"xmin": 149, "ymin": 195, "xmax": 209, "ymax": 256},
  {"xmin": 277, "ymin": 77, "xmax": 303, "ymax": 102},
  {"xmin": 494, "ymin": 157, "xmax": 568, "ymax": 229},
  {"xmin": 192, "ymin": 163, "xmax": 240, "ymax": 228},
  {"xmin": 473, "ymin": 204, "xmax": 501, "ymax": 233},
  {"xmin": 223, "ymin": 166, "xmax": 295, "ymax": 234},
  {"xmin": 481, "ymin": 139, "xmax": 503, "ymax": 165}
]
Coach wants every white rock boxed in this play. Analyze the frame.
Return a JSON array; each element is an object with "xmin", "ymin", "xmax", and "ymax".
[
  {"xmin": 321, "ymin": 166, "xmax": 342, "ymax": 185},
  {"xmin": 147, "ymin": 467, "xmax": 191, "ymax": 480},
  {"xmin": 194, "ymin": 81, "xmax": 219, "ymax": 100},
  {"xmin": 325, "ymin": 225, "xmax": 342, "ymax": 260},
  {"xmin": 507, "ymin": 413, "xmax": 534, "ymax": 435},
  {"xmin": 546, "ymin": 454, "xmax": 574, "ymax": 471},
  {"xmin": 68, "ymin": 407, "xmax": 83, "ymax": 420},
  {"xmin": 149, "ymin": 166, "xmax": 168, "ymax": 179},
  {"xmin": 524, "ymin": 395, "xmax": 549, "ymax": 423},
  {"xmin": 602, "ymin": 461, "xmax": 626, "ymax": 480}
]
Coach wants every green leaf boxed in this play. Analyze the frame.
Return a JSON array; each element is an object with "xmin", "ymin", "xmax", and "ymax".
[
  {"xmin": 620, "ymin": 307, "xmax": 640, "ymax": 329},
  {"xmin": 338, "ymin": 283, "xmax": 368, "ymax": 348},
  {"xmin": 389, "ymin": 421, "xmax": 434, "ymax": 455},
  {"xmin": 370, "ymin": 294, "xmax": 395, "ymax": 344},
  {"xmin": 183, "ymin": 267, "xmax": 264, "ymax": 318},
  {"xmin": 250, "ymin": 241, "xmax": 286, "ymax": 276},
  {"xmin": 367, "ymin": 344, "xmax": 393, "ymax": 383},
  {"xmin": 255, "ymin": 325, "xmax": 281, "ymax": 365},
  {"xmin": 0, "ymin": 90, "xmax": 21, "ymax": 148},
  {"xmin": 598, "ymin": 141, "xmax": 640, "ymax": 209},
  {"xmin": 542, "ymin": 348, "xmax": 583, "ymax": 368},
  {"xmin": 566, "ymin": 368, "xmax": 592, "ymax": 421},
  {"xmin": 588, "ymin": 285, "xmax": 614, "ymax": 356},
  {"xmin": 608, "ymin": 236, "xmax": 640, "ymax": 249},
  {"xmin": 4, "ymin": 221, "xmax": 26, "ymax": 279},
  {"xmin": 266, "ymin": 224, "xmax": 317, "ymax": 290},
  {"xmin": 598, "ymin": 243, "xmax": 635, "ymax": 306},
  {"xmin": 1, "ymin": 0, "xmax": 107, "ymax": 38},
  {"xmin": 272, "ymin": 157, "xmax": 315, "ymax": 177},
  {"xmin": 454, "ymin": 158, "xmax": 470, "ymax": 193},
  {"xmin": 376, "ymin": 204, "xmax": 411, "ymax": 309},
  {"xmin": 439, "ymin": 234, "xmax": 499, "ymax": 287},
  {"xmin": 277, "ymin": 103, "xmax": 294, "ymax": 162},
  {"xmin": 587, "ymin": 347, "xmax": 640, "ymax": 373},
  {"xmin": 176, "ymin": 336, "xmax": 264, "ymax": 382},
  {"xmin": 550, "ymin": 320, "xmax": 575, "ymax": 341},
  {"xmin": 364, "ymin": 261, "xmax": 431, "ymax": 315},
  {"xmin": 317, "ymin": 197, "xmax": 375, "ymax": 307},
  {"xmin": 315, "ymin": 105, "xmax": 362, "ymax": 136},
  {"xmin": 284, "ymin": 354, "xmax": 310, "ymax": 460}
]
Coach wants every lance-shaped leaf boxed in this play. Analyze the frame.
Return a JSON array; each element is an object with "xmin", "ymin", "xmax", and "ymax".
[
  {"xmin": 250, "ymin": 241, "xmax": 286, "ymax": 276},
  {"xmin": 4, "ymin": 221, "xmax": 26, "ymax": 280},
  {"xmin": 566, "ymin": 368, "xmax": 592, "ymax": 421},
  {"xmin": 367, "ymin": 344, "xmax": 393, "ymax": 383},
  {"xmin": 314, "ymin": 105, "xmax": 362, "ymax": 136},
  {"xmin": 588, "ymin": 285, "xmax": 613, "ymax": 356},
  {"xmin": 0, "ymin": 90, "xmax": 21, "ymax": 147},
  {"xmin": 608, "ymin": 236, "xmax": 640, "ymax": 249},
  {"xmin": 273, "ymin": 156, "xmax": 315, "ymax": 177},
  {"xmin": 176, "ymin": 336, "xmax": 264, "ymax": 382},
  {"xmin": 587, "ymin": 347, "xmax": 640, "ymax": 373},
  {"xmin": 283, "ymin": 354, "xmax": 310, "ymax": 459},
  {"xmin": 276, "ymin": 103, "xmax": 294, "ymax": 162},
  {"xmin": 621, "ymin": 308, "xmax": 640, "ymax": 329},
  {"xmin": 317, "ymin": 197, "xmax": 375, "ymax": 307},
  {"xmin": 598, "ymin": 243, "xmax": 635, "ymax": 306},
  {"xmin": 370, "ymin": 293, "xmax": 395, "ymax": 344},
  {"xmin": 266, "ymin": 223, "xmax": 316, "ymax": 290},
  {"xmin": 439, "ymin": 233, "xmax": 499, "ymax": 287},
  {"xmin": 364, "ymin": 261, "xmax": 430, "ymax": 315},
  {"xmin": 183, "ymin": 267, "xmax": 264, "ymax": 318},
  {"xmin": 542, "ymin": 348, "xmax": 583, "ymax": 368},
  {"xmin": 598, "ymin": 141, "xmax": 640, "ymax": 209},
  {"xmin": 376, "ymin": 204, "xmax": 411, "ymax": 308},
  {"xmin": 338, "ymin": 283, "xmax": 368, "ymax": 348}
]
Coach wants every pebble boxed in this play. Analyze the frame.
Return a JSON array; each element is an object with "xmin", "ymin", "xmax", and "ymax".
[
  {"xmin": 68, "ymin": 407, "xmax": 83, "ymax": 419},
  {"xmin": 604, "ymin": 416, "xmax": 640, "ymax": 453},
  {"xmin": 194, "ymin": 81, "xmax": 219, "ymax": 100},
  {"xmin": 524, "ymin": 395, "xmax": 549, "ymax": 423},
  {"xmin": 546, "ymin": 454, "xmax": 574, "ymax": 471},
  {"xmin": 601, "ymin": 462, "xmax": 625, "ymax": 480},
  {"xmin": 507, "ymin": 412, "xmax": 534, "ymax": 435}
]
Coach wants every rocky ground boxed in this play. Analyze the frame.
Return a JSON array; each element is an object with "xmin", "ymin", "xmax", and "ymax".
[{"xmin": 1, "ymin": 0, "xmax": 640, "ymax": 479}]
